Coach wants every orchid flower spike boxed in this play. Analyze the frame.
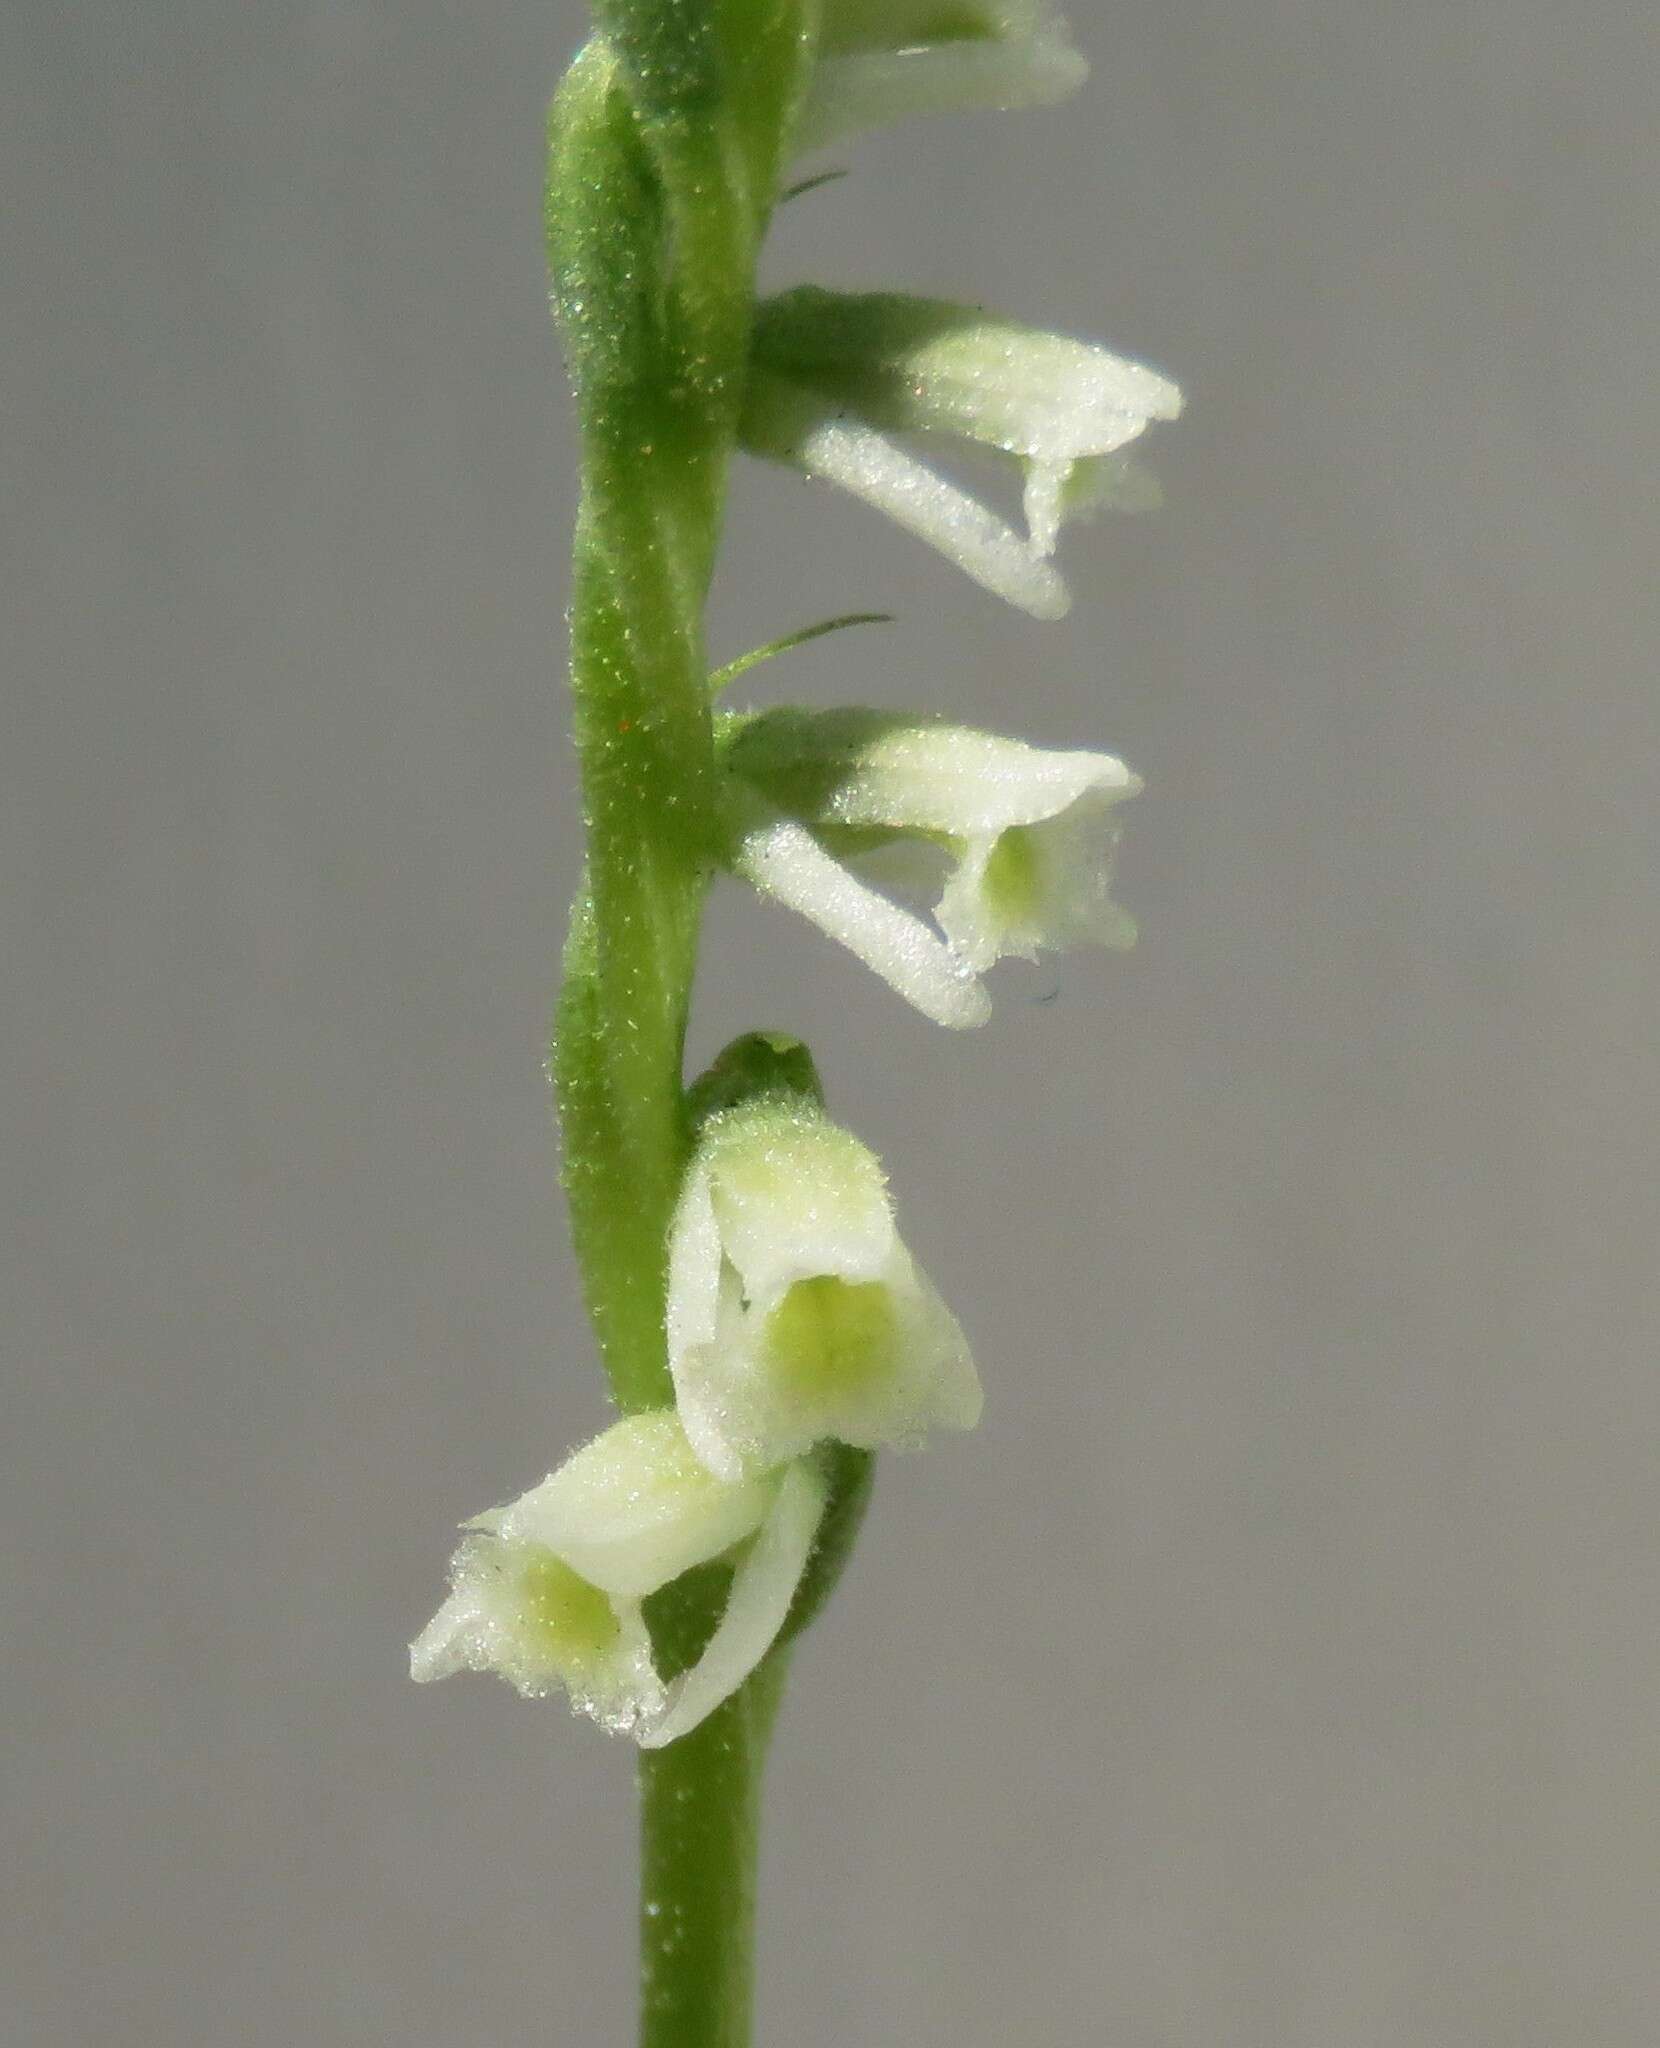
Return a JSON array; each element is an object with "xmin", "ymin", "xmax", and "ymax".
[
  {"xmin": 802, "ymin": 2, "xmax": 1089, "ymax": 154},
  {"xmin": 742, "ymin": 289, "xmax": 1181, "ymax": 617},
  {"xmin": 667, "ymin": 1091, "xmax": 982, "ymax": 1481},
  {"xmin": 724, "ymin": 706, "xmax": 1142, "ymax": 989},
  {"xmin": 410, "ymin": 1410, "xmax": 827, "ymax": 1747}
]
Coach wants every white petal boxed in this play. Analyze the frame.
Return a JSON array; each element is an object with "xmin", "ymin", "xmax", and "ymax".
[
  {"xmin": 1022, "ymin": 458, "xmax": 1071, "ymax": 557},
  {"xmin": 752, "ymin": 290, "xmax": 1182, "ymax": 470},
  {"xmin": 701, "ymin": 1096, "xmax": 895, "ymax": 1298},
  {"xmin": 844, "ymin": 728, "xmax": 1138, "ymax": 838},
  {"xmin": 873, "ymin": 1245, "xmax": 984, "ymax": 1443},
  {"xmin": 665, "ymin": 1150, "xmax": 723, "ymax": 1388},
  {"xmin": 638, "ymin": 1462, "xmax": 828, "ymax": 1749},
  {"xmin": 798, "ymin": 30, "xmax": 1088, "ymax": 152},
  {"xmin": 669, "ymin": 1098, "xmax": 901, "ymax": 1479},
  {"xmin": 495, "ymin": 1412, "xmax": 777, "ymax": 1600},
  {"xmin": 811, "ymin": 1241, "xmax": 983, "ymax": 1450},
  {"xmin": 674, "ymin": 1266, "xmax": 765, "ymax": 1482},
  {"xmin": 743, "ymin": 369, "xmax": 1069, "ymax": 619},
  {"xmin": 409, "ymin": 1584, "xmax": 481, "ymax": 1685},
  {"xmin": 894, "ymin": 318, "xmax": 1181, "ymax": 465},
  {"xmin": 937, "ymin": 797, "xmax": 1137, "ymax": 970},
  {"xmin": 794, "ymin": 414, "xmax": 1070, "ymax": 620},
  {"xmin": 731, "ymin": 710, "xmax": 1138, "ymax": 839},
  {"xmin": 733, "ymin": 812, "xmax": 991, "ymax": 1029}
]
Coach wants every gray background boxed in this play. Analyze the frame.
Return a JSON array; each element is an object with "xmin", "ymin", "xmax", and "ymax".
[{"xmin": 6, "ymin": 2, "xmax": 1657, "ymax": 2043}]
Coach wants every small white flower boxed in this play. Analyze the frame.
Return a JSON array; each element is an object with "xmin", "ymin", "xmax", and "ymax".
[
  {"xmin": 667, "ymin": 1093, "xmax": 982, "ymax": 1480},
  {"xmin": 410, "ymin": 1410, "xmax": 825, "ymax": 1744},
  {"xmin": 802, "ymin": 2, "xmax": 1088, "ymax": 153},
  {"xmin": 724, "ymin": 707, "xmax": 1141, "ymax": 981},
  {"xmin": 742, "ymin": 290, "xmax": 1180, "ymax": 616}
]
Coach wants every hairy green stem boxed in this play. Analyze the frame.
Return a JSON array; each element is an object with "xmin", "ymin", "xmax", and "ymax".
[
  {"xmin": 547, "ymin": 7, "xmax": 818, "ymax": 2043},
  {"xmin": 640, "ymin": 1572, "xmax": 793, "ymax": 2048}
]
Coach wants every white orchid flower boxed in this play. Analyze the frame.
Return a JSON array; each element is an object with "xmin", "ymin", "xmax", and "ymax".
[
  {"xmin": 802, "ymin": 2, "xmax": 1088, "ymax": 153},
  {"xmin": 724, "ymin": 707, "xmax": 1141, "ymax": 983},
  {"xmin": 667, "ymin": 1092, "xmax": 982, "ymax": 1481},
  {"xmin": 410, "ymin": 1410, "xmax": 826, "ymax": 1745},
  {"xmin": 742, "ymin": 290, "xmax": 1181, "ymax": 616}
]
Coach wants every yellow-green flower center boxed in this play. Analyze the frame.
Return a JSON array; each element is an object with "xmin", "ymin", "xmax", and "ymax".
[
  {"xmin": 981, "ymin": 824, "xmax": 1044, "ymax": 926},
  {"xmin": 518, "ymin": 1551, "xmax": 621, "ymax": 1672},
  {"xmin": 763, "ymin": 1275, "xmax": 902, "ymax": 1409}
]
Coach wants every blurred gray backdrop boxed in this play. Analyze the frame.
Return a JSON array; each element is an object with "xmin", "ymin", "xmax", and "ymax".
[{"xmin": 6, "ymin": 3, "xmax": 1658, "ymax": 2043}]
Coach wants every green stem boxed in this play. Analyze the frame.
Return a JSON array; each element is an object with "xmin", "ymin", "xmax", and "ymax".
[
  {"xmin": 638, "ymin": 1654, "xmax": 790, "ymax": 2048},
  {"xmin": 546, "ymin": 9, "xmax": 820, "ymax": 2044}
]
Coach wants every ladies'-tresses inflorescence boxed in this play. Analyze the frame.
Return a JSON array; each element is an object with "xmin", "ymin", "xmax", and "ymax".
[
  {"xmin": 720, "ymin": 708, "xmax": 1143, "ymax": 1024},
  {"xmin": 418, "ymin": 0, "xmax": 1179, "ymax": 1873}
]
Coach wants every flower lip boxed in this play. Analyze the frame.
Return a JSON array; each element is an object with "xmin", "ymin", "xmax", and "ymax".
[{"xmin": 410, "ymin": 1531, "xmax": 665, "ymax": 1730}]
